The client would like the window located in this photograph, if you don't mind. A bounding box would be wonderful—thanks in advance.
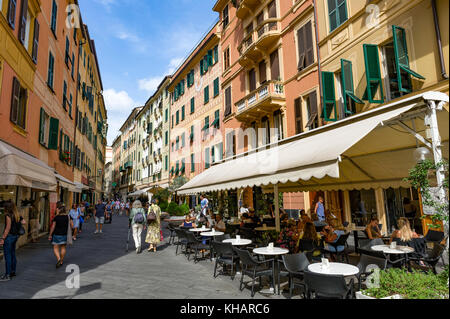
[268,0,277,18]
[270,49,280,81]
[205,148,210,169]
[181,105,185,121]
[62,81,67,110]
[10,77,27,129]
[176,110,179,125]
[7,0,17,29]
[294,97,303,134]
[31,18,39,63]
[50,0,57,35]
[249,68,256,92]
[165,131,168,146]
[204,85,209,104]
[187,69,195,87]
[259,60,267,84]
[224,47,230,70]
[190,125,194,142]
[328,0,347,32]
[297,21,314,71]
[262,116,270,145]
[224,86,232,117]
[18,0,28,45]
[176,136,179,150]
[190,97,195,114]
[213,78,220,97]
[47,52,55,90]
[203,116,210,138]
[171,115,174,128]
[191,153,195,172]
[212,110,220,130]
[213,45,219,64]
[65,36,70,67]
[340,59,363,117]
[225,131,236,158]
[305,91,319,130]
[165,109,168,122]
[39,107,59,149]
[222,5,229,29]
[273,110,284,142]
[181,133,185,148]
[165,156,169,171]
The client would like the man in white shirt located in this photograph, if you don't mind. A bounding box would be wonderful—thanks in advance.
[239,204,249,220]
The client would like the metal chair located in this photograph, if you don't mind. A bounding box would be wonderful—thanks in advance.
[167,223,177,244]
[212,241,239,280]
[278,253,310,298]
[174,228,188,256]
[234,247,275,298]
[408,243,446,274]
[298,239,323,262]
[323,233,351,263]
[184,231,211,263]
[304,270,354,299]
[356,254,387,290]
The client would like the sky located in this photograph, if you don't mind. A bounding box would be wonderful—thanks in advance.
[78,0,219,145]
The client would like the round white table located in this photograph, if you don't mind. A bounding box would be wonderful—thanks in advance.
[189,228,211,232]
[200,231,225,237]
[371,245,414,254]
[253,247,289,295]
[308,262,359,276]
[223,238,252,246]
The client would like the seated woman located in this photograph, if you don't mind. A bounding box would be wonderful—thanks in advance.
[390,217,419,244]
[365,217,383,239]
[297,222,323,257]
[321,219,346,261]
[180,215,196,229]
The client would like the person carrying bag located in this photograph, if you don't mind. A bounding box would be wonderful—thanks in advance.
[145,199,161,252]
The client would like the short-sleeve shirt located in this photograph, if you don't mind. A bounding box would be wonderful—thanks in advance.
[95,203,106,217]
[52,215,69,236]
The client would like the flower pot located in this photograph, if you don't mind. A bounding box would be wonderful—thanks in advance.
[355,291,403,299]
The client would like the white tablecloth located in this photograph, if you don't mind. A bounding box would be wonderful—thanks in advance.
[201,231,224,237]
[308,263,359,276]
[371,245,414,254]
[223,239,252,246]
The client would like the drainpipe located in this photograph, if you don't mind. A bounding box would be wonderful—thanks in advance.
[313,0,324,120]
[432,0,448,80]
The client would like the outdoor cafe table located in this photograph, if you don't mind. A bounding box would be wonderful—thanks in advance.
[201,231,225,260]
[189,228,211,232]
[308,262,360,276]
[371,245,415,268]
[223,238,252,246]
[253,247,289,294]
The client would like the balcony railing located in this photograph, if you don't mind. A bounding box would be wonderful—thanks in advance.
[235,81,285,120]
[236,0,261,19]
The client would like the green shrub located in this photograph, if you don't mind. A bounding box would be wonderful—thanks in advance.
[175,203,190,216]
[159,201,168,212]
[167,202,178,215]
[363,268,449,299]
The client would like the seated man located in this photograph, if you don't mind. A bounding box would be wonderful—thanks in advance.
[248,208,261,225]
[214,214,226,233]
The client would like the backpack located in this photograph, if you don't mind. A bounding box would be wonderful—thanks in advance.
[133,209,145,224]
[147,206,157,223]
[9,217,25,236]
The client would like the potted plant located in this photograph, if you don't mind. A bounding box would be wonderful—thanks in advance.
[356,267,449,299]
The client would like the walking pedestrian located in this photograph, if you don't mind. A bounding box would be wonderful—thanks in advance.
[114,200,120,216]
[0,202,26,281]
[78,204,84,233]
[105,201,112,224]
[29,199,41,243]
[314,196,326,222]
[120,201,125,216]
[125,201,131,217]
[145,199,161,252]
[48,206,73,268]
[129,200,147,254]
[94,200,106,234]
[69,204,80,241]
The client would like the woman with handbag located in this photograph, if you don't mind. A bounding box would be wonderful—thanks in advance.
[0,202,26,282]
[145,199,161,252]
[48,206,73,269]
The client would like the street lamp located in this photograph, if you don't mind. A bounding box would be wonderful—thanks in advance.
[413,147,432,163]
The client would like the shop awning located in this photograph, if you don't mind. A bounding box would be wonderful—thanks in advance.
[177,91,449,195]
[128,188,151,197]
[0,140,57,192]
[74,182,89,192]
[55,174,78,193]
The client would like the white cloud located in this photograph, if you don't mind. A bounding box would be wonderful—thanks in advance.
[167,57,184,74]
[116,31,140,43]
[137,57,183,95]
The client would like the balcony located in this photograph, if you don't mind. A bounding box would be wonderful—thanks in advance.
[238,19,280,67]
[236,0,262,19]
[235,81,285,122]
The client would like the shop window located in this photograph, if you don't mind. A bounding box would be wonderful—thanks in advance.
[349,189,377,227]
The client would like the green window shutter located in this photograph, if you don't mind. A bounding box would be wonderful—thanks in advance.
[181,105,185,121]
[218,143,223,161]
[213,77,219,97]
[205,148,210,169]
[204,56,209,73]
[165,131,168,146]
[213,45,219,64]
[211,146,215,164]
[341,59,363,116]
[165,156,168,171]
[51,0,58,33]
[39,108,45,146]
[363,44,384,103]
[182,133,185,148]
[48,117,59,150]
[207,50,213,67]
[392,25,425,93]
[48,53,54,89]
[191,153,195,172]
[176,110,179,125]
[213,110,220,129]
[190,97,195,114]
[165,109,168,122]
[58,129,63,158]
[200,59,204,76]
[190,125,194,142]
[321,71,337,122]
[63,81,67,109]
[204,86,209,104]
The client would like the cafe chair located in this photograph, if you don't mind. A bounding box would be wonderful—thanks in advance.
[234,247,275,298]
[278,253,310,299]
[408,243,445,274]
[322,233,351,263]
[304,270,354,299]
[212,241,239,280]
[167,223,177,245]
[174,228,188,256]
[185,232,211,263]
[425,230,445,244]
[356,254,387,291]
[298,239,323,262]
[358,238,386,259]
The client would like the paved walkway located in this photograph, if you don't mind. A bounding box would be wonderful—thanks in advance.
[0,215,285,299]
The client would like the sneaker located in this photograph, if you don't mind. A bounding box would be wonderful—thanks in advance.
[94,230,99,234]
[10,273,16,277]
[0,275,11,282]
[99,230,103,234]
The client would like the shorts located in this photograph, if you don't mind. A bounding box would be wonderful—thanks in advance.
[52,235,67,245]
[95,217,105,224]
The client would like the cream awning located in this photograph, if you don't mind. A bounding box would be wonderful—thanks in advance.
[178,92,449,195]
[0,140,57,192]
[74,182,89,192]
[128,188,151,197]
[55,174,78,193]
